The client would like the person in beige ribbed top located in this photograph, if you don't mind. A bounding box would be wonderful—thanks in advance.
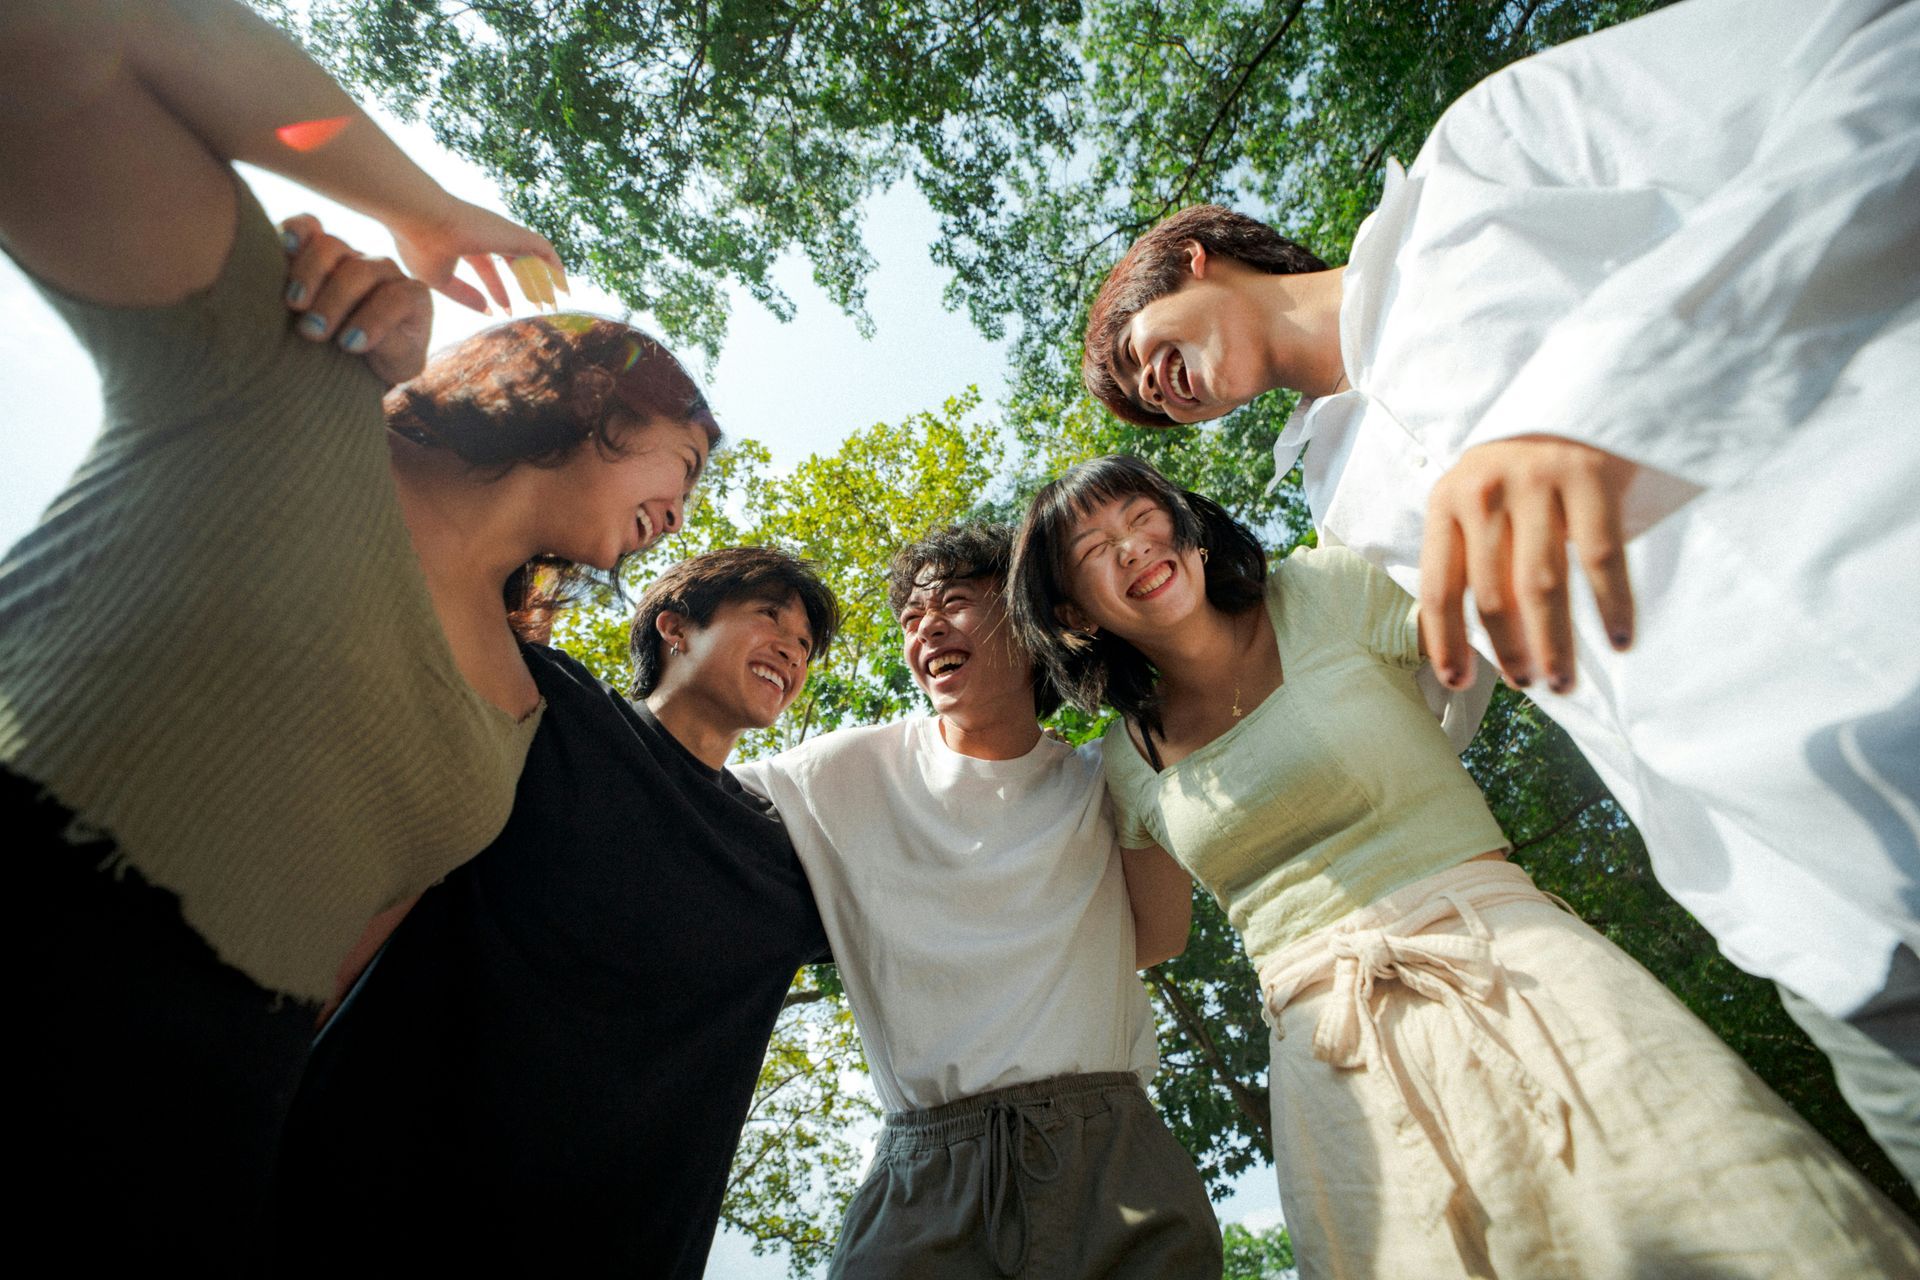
[1012,455,1920,1279]
[0,1,717,1269]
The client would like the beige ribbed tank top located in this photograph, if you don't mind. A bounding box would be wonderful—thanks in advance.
[0,179,542,1002]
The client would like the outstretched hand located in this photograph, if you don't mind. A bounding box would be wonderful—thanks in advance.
[1420,435,1639,695]
[280,214,433,386]
[386,196,567,314]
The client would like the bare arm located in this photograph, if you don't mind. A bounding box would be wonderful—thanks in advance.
[1122,842,1193,969]
[0,0,558,312]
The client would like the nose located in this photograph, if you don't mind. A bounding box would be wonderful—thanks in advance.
[1136,363,1159,410]
[1116,532,1144,565]
[662,496,685,533]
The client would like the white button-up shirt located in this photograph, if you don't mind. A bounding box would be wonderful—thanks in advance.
[1272,0,1920,1016]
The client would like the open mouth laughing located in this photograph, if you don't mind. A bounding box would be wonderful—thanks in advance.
[748,661,790,695]
[1128,561,1176,599]
[923,647,970,683]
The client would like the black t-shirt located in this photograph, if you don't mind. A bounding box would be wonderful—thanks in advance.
[275,644,830,1276]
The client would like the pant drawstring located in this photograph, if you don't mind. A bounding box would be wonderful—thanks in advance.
[981,1098,1062,1276]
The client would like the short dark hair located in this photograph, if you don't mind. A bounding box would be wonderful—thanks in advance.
[629,546,840,697]
[1082,205,1326,428]
[886,523,1064,718]
[1010,455,1266,763]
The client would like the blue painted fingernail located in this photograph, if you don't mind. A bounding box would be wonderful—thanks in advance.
[281,230,300,254]
[284,280,306,306]
[299,312,328,338]
[338,327,368,355]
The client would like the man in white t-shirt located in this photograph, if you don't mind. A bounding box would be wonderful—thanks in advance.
[732,523,1221,1279]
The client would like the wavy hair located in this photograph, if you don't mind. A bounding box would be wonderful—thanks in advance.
[384,315,720,641]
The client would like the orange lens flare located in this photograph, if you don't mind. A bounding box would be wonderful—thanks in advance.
[275,116,351,152]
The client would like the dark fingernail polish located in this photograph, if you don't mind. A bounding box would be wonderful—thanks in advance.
[1611,630,1632,648]
[1549,673,1572,693]
[281,230,300,254]
[284,281,306,306]
[338,327,368,354]
[299,313,328,338]
[1441,666,1461,686]
[1511,672,1532,689]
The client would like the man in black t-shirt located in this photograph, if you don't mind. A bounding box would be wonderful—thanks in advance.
[276,548,839,1277]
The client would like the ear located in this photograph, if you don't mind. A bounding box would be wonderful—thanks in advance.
[1183,239,1209,280]
[655,609,691,655]
[1054,601,1096,635]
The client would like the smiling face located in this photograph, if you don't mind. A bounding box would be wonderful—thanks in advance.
[1109,249,1276,425]
[1060,493,1210,643]
[546,411,711,569]
[659,590,815,732]
[898,575,1036,722]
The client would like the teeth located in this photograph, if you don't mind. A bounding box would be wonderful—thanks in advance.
[749,662,786,693]
[1129,563,1173,597]
[928,652,968,676]
[636,508,654,543]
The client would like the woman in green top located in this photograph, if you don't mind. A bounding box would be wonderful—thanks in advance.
[1,1,713,1268]
[1011,455,1918,1279]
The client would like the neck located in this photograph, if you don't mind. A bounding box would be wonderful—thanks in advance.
[1254,265,1348,398]
[937,696,1042,762]
[644,685,746,771]
[1130,602,1253,705]
[389,437,546,608]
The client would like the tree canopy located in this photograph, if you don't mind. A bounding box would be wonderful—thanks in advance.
[277,0,1918,1268]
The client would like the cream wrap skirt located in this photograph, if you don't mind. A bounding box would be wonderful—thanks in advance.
[1256,859,1919,1279]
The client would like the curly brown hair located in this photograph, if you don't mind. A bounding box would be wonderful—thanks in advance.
[384,315,720,640]
[1082,206,1325,428]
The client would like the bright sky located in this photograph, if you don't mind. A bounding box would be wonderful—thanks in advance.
[0,98,1285,1280]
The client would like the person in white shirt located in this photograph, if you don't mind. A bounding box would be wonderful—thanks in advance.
[1077,0,1919,1183]
[733,523,1221,1279]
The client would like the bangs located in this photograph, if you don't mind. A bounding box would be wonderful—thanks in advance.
[1031,455,1203,580]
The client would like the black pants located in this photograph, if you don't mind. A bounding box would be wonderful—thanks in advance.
[10,768,316,1274]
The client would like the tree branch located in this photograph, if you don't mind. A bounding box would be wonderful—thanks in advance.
[1148,969,1272,1148]
[1156,0,1310,218]
[1510,784,1611,854]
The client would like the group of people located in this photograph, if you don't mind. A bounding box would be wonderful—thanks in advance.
[2,0,1915,1276]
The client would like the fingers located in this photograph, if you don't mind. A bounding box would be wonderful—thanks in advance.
[507,254,562,309]
[1564,459,1636,651]
[283,229,355,328]
[437,271,491,315]
[278,214,323,254]
[299,252,407,350]
[1509,483,1575,692]
[1460,492,1531,688]
[1418,496,1476,690]
[339,276,431,380]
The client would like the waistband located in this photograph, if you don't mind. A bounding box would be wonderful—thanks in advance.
[876,1071,1146,1155]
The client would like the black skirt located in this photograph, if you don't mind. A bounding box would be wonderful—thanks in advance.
[9,767,317,1274]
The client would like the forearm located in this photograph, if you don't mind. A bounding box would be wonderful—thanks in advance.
[2,1,444,233]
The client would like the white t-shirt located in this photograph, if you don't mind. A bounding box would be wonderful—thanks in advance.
[734,716,1158,1114]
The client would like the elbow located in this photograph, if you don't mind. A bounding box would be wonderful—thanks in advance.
[1135,927,1189,971]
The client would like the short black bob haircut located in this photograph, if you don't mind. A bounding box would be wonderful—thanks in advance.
[886,522,1065,718]
[629,545,841,697]
[1010,455,1266,765]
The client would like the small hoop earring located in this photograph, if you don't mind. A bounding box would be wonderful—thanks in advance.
[1198,547,1210,564]
[668,642,682,656]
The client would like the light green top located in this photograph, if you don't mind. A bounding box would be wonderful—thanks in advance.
[1103,545,1507,967]
[0,179,542,1002]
